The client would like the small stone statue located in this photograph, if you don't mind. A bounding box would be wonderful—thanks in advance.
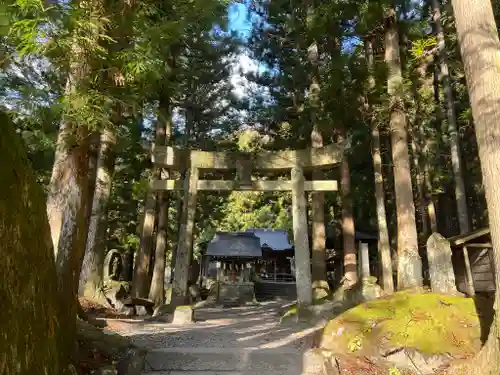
[110,254,123,281]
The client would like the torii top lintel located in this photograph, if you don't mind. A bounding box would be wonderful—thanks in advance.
[151,143,344,171]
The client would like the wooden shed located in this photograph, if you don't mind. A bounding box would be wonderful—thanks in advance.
[448,227,496,296]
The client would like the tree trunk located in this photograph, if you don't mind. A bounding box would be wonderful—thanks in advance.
[79,128,117,301]
[410,60,429,241]
[365,37,394,293]
[308,39,328,294]
[1,111,69,375]
[310,128,328,292]
[46,116,91,367]
[450,0,500,372]
[133,111,168,298]
[385,9,423,289]
[85,132,100,223]
[133,193,155,297]
[339,134,357,287]
[432,0,470,234]
[149,94,173,307]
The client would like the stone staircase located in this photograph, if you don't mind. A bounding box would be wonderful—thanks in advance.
[129,302,316,375]
[143,346,303,375]
[254,282,297,301]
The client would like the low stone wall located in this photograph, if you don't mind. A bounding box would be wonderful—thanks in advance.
[212,282,256,306]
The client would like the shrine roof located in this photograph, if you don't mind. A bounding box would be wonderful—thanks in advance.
[245,229,293,251]
[206,232,262,258]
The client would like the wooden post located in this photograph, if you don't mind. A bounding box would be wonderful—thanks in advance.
[463,246,475,296]
[487,248,496,288]
[172,167,199,305]
[360,242,370,280]
[291,167,313,307]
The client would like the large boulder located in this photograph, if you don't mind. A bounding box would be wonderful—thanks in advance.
[313,291,482,375]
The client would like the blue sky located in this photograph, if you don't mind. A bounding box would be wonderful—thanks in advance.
[227,2,254,40]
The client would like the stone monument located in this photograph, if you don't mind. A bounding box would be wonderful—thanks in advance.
[426,233,458,295]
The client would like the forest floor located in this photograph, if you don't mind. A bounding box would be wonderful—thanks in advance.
[77,298,146,374]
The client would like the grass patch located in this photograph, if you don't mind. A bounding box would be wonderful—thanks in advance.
[320,291,482,357]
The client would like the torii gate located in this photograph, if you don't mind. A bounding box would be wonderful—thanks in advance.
[142,143,343,307]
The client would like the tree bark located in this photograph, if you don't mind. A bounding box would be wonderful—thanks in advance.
[365,37,394,293]
[308,39,328,293]
[85,132,100,223]
[149,94,173,307]
[79,128,117,301]
[410,59,432,242]
[1,111,69,375]
[339,134,357,287]
[432,0,470,234]
[133,110,168,298]
[46,116,91,367]
[385,9,423,289]
[310,128,328,291]
[133,193,156,297]
[449,0,500,372]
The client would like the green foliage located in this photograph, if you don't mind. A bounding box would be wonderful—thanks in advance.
[409,37,437,59]
[3,0,492,287]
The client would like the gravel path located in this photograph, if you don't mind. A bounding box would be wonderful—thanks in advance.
[104,301,323,375]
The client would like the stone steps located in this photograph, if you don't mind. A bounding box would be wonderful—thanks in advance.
[254,282,297,301]
[143,347,303,375]
[143,372,292,375]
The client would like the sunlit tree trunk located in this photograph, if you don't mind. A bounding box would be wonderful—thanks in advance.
[79,128,117,301]
[339,134,357,287]
[307,38,328,294]
[133,193,156,297]
[149,93,173,306]
[410,59,432,241]
[384,8,423,289]
[1,111,69,375]
[432,0,470,234]
[325,32,357,287]
[46,112,91,367]
[365,37,394,293]
[450,0,500,372]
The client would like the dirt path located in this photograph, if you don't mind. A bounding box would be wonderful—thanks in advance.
[104,301,323,375]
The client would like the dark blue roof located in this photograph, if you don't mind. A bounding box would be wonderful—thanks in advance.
[245,229,293,251]
[206,232,262,258]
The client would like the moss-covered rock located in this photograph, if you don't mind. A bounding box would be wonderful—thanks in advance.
[320,291,482,358]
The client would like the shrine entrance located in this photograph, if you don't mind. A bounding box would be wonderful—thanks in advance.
[144,143,343,307]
